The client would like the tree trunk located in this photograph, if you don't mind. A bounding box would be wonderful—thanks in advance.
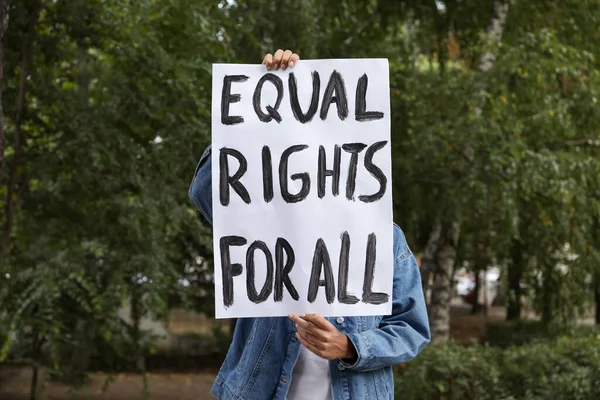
[595,287,600,325]
[507,239,523,320]
[541,267,554,324]
[30,363,39,400]
[482,268,489,316]
[474,0,510,117]
[426,0,510,342]
[475,0,510,316]
[130,291,146,371]
[29,334,44,400]
[594,276,600,325]
[0,0,11,186]
[471,270,480,315]
[428,222,460,342]
[420,222,442,305]
[1,0,41,267]
[593,219,600,325]
[478,0,510,74]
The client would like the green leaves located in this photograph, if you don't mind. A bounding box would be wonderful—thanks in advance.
[0,0,223,378]
[0,0,598,387]
[395,335,600,400]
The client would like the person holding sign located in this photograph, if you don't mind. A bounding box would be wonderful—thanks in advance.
[189,49,430,400]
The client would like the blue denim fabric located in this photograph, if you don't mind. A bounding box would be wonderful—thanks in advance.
[189,146,430,400]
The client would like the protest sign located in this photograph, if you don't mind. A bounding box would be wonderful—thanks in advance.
[211,59,392,318]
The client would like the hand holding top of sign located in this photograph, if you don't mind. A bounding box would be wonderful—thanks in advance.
[289,313,358,360]
[262,49,300,71]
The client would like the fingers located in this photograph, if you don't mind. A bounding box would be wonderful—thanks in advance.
[289,313,327,341]
[289,53,299,68]
[296,330,321,350]
[280,50,293,70]
[289,313,342,360]
[262,49,300,71]
[289,313,309,331]
[262,53,273,71]
[272,49,284,70]
[296,330,329,359]
[301,313,336,332]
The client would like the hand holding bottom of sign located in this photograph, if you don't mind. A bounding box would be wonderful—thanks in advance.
[262,49,299,71]
[289,313,358,361]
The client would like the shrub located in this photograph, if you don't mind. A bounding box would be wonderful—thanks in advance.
[394,342,504,400]
[482,320,599,348]
[395,335,600,400]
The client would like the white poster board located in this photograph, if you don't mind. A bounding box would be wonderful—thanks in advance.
[211,59,393,318]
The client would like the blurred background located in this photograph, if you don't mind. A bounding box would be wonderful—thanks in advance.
[0,0,599,399]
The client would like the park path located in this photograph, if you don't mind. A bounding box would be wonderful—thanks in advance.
[0,369,217,400]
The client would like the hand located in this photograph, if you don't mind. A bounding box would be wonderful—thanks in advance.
[262,49,300,71]
[289,313,358,361]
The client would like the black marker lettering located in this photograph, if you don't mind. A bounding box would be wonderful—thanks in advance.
[320,70,348,121]
[342,143,367,200]
[289,71,320,123]
[220,235,247,307]
[274,238,299,302]
[253,73,283,123]
[246,241,274,304]
[279,145,311,203]
[221,75,249,125]
[308,239,335,304]
[317,145,341,198]
[362,233,389,304]
[219,148,251,206]
[359,141,388,203]
[262,146,274,203]
[338,232,359,304]
[355,74,384,121]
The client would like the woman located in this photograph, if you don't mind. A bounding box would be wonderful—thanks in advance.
[189,49,430,400]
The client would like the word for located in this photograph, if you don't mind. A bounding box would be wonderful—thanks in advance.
[219,232,389,307]
[221,70,384,125]
[219,141,388,206]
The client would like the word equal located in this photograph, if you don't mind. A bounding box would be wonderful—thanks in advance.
[221,70,384,125]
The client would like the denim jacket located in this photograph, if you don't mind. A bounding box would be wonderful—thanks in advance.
[189,145,430,400]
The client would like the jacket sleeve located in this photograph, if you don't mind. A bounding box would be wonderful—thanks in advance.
[340,229,431,371]
[188,145,213,225]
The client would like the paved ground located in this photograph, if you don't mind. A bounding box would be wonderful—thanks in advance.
[0,369,217,400]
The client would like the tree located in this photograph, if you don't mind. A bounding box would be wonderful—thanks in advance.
[1,0,227,394]
[391,0,511,341]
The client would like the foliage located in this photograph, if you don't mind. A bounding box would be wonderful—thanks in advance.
[395,336,600,400]
[0,0,223,384]
[389,0,600,326]
[0,0,598,394]
[482,320,600,348]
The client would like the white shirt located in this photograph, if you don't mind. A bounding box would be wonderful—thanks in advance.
[287,345,333,400]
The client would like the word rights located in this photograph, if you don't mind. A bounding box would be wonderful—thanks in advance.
[211,59,393,318]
